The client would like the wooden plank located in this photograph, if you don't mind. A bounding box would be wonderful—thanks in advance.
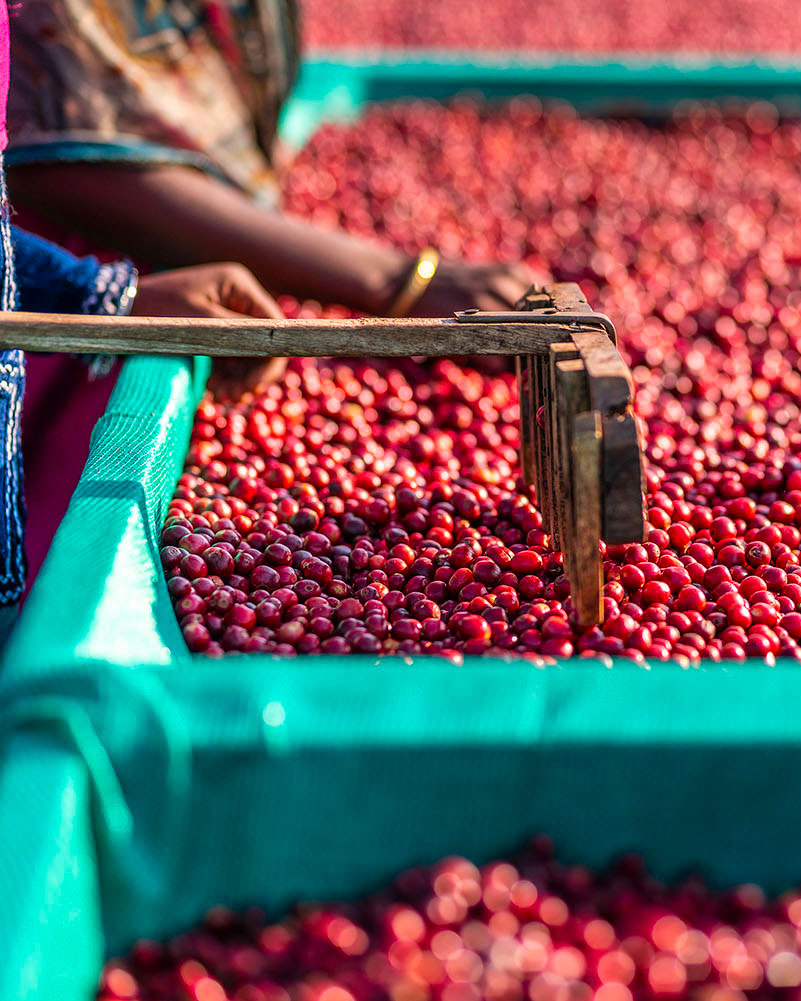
[569,328,632,414]
[571,411,604,629]
[533,355,554,537]
[548,344,582,551]
[515,356,536,487]
[528,355,545,530]
[602,411,646,545]
[515,287,552,312]
[547,282,594,315]
[524,357,544,505]
[0,311,589,357]
[553,359,587,579]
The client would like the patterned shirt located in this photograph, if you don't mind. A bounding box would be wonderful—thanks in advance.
[7,0,299,194]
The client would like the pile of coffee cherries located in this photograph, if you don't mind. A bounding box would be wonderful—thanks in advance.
[162,101,801,664]
[300,0,801,53]
[98,838,801,1001]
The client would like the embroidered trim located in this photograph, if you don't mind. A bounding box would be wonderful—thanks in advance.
[81,260,138,316]
[0,372,25,600]
[0,151,26,602]
[81,260,138,380]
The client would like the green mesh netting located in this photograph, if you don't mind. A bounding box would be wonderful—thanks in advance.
[4,355,208,674]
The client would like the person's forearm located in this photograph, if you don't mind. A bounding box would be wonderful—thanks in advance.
[8,163,411,313]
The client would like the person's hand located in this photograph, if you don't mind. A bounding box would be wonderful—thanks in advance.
[403,258,535,373]
[133,261,282,318]
[132,263,287,398]
[408,259,535,318]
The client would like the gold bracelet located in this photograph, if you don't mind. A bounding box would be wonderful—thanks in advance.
[387,248,440,317]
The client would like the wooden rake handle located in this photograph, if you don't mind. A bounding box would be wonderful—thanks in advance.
[0,311,594,357]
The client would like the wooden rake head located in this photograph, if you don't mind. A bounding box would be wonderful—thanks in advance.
[0,285,644,626]
[456,283,646,627]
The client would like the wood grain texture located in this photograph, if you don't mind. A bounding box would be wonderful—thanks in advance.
[602,411,647,545]
[546,282,593,316]
[533,354,554,537]
[553,358,586,570]
[569,329,632,413]
[515,289,553,312]
[527,355,547,532]
[548,345,582,552]
[571,412,604,629]
[515,356,535,487]
[0,312,582,357]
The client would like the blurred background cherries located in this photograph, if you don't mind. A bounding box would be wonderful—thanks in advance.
[99,837,801,1001]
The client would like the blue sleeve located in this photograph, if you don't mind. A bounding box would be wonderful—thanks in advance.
[10,227,136,315]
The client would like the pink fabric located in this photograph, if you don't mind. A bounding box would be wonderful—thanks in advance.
[0,2,8,151]
[21,353,119,599]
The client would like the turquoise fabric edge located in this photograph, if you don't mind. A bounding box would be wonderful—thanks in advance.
[5,141,238,188]
[0,733,102,1001]
[4,654,801,971]
[279,54,801,145]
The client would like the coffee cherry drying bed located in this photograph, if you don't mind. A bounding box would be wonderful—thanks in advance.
[0,280,646,644]
[7,84,801,1001]
[6,103,801,665]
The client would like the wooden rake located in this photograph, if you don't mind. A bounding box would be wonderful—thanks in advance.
[0,282,644,626]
